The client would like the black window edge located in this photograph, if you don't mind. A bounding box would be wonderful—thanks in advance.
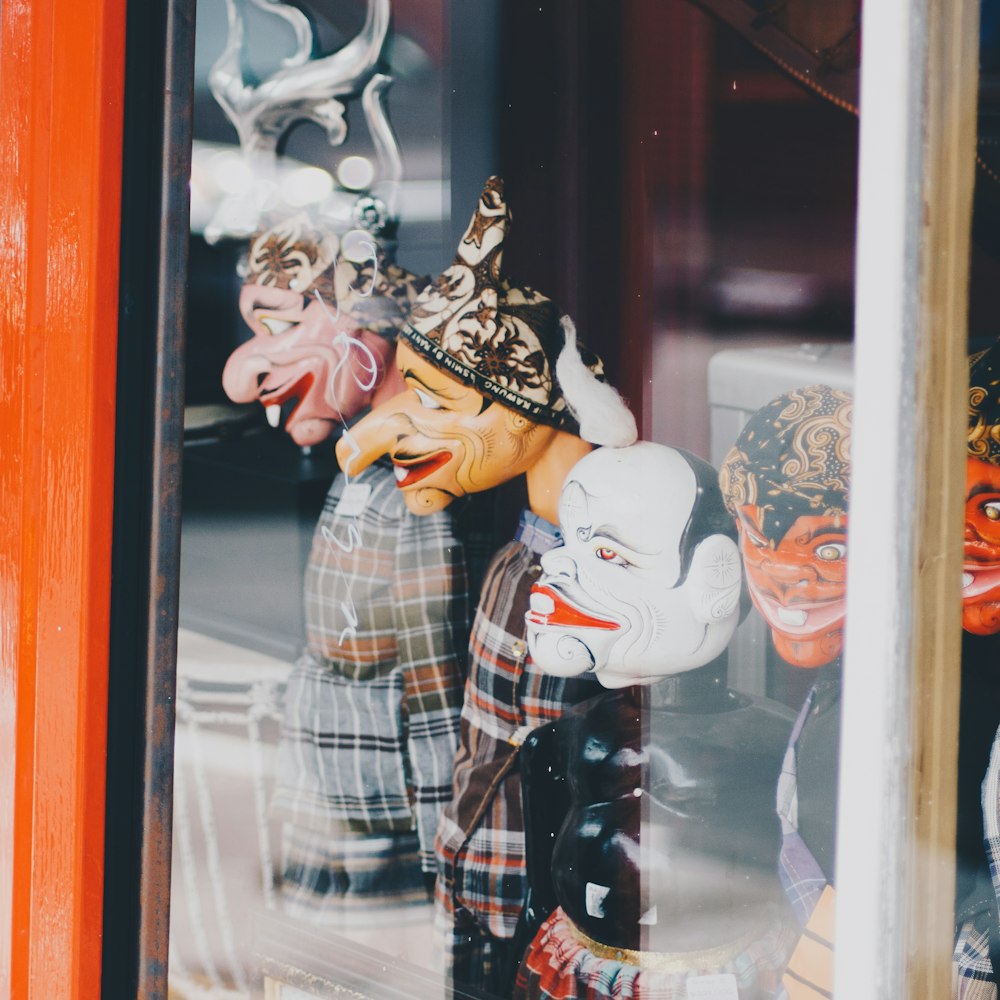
[103,1,195,996]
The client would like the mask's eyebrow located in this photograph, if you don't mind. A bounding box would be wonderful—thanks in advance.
[804,525,848,543]
[592,523,655,557]
[402,368,463,402]
[969,482,1000,501]
[738,506,766,533]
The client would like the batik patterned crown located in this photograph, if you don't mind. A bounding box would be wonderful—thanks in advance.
[401,176,605,431]
[968,344,1000,466]
[720,385,853,541]
[243,212,427,336]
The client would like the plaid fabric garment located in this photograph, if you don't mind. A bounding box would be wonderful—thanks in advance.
[435,510,602,969]
[955,919,999,1000]
[953,723,1000,998]
[272,461,469,876]
[514,907,797,1000]
[776,690,829,928]
[279,822,428,924]
[984,726,1000,949]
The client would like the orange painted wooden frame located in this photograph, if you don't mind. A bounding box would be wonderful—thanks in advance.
[0,0,126,996]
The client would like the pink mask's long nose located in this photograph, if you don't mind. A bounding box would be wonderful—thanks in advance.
[221,339,267,404]
[336,391,418,476]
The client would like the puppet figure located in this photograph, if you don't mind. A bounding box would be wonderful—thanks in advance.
[515,441,797,1000]
[336,176,632,992]
[221,214,481,926]
[719,385,851,996]
[719,384,851,906]
[952,343,1000,997]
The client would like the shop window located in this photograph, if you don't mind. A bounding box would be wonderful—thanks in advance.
[151,1,980,998]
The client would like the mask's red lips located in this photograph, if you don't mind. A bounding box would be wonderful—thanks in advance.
[965,540,1000,563]
[525,584,620,631]
[259,372,315,429]
[392,450,453,488]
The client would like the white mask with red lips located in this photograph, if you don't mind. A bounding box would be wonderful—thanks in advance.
[525,443,742,689]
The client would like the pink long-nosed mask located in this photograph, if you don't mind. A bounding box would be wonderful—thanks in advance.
[222,282,397,447]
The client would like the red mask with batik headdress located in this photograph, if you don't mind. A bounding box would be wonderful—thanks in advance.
[720,385,852,668]
[963,344,1000,634]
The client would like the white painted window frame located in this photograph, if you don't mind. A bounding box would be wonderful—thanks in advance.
[835,0,980,996]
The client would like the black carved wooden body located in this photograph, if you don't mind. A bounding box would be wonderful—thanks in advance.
[521,657,794,953]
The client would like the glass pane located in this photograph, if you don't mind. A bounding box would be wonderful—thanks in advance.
[173,0,460,992]
[167,3,870,998]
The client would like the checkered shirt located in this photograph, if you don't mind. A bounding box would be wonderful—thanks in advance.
[272,461,471,875]
[954,722,1000,998]
[955,918,999,1000]
[776,683,833,927]
[435,509,602,948]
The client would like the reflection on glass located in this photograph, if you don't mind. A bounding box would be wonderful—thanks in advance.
[169,0,866,997]
[172,0,454,994]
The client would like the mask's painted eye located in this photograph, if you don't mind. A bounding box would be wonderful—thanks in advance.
[816,542,846,561]
[744,529,767,548]
[595,546,629,567]
[984,501,1000,522]
[414,388,443,410]
[260,316,296,336]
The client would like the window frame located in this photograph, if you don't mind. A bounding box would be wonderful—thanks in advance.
[100,1,194,997]
[0,0,129,995]
[836,0,980,995]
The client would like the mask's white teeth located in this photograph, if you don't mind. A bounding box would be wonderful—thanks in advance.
[777,607,808,627]
[266,404,281,428]
[394,464,408,483]
[530,591,555,615]
[963,572,975,589]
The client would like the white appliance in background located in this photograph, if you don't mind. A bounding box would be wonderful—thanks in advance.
[708,342,854,696]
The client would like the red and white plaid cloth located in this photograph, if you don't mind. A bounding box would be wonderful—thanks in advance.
[434,508,601,992]
[515,907,797,1000]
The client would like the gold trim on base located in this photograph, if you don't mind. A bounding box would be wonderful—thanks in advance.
[564,914,765,975]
